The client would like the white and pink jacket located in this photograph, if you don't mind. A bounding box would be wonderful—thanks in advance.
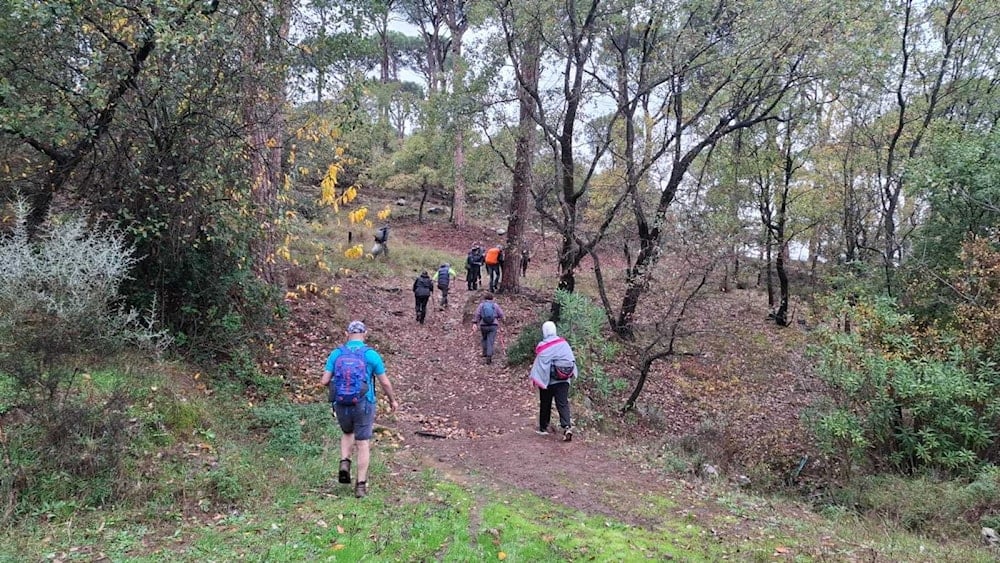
[529,336,578,388]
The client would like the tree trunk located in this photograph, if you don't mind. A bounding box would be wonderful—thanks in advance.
[501,26,540,295]
[452,128,466,227]
[765,234,774,308]
[243,1,289,286]
[775,241,790,326]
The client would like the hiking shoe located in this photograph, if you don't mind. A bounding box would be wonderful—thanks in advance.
[486,355,493,365]
[535,429,549,436]
[354,481,367,498]
[338,459,351,484]
[563,428,573,442]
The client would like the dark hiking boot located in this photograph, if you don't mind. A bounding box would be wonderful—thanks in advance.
[338,459,351,484]
[354,481,367,498]
[563,428,573,442]
[486,355,492,364]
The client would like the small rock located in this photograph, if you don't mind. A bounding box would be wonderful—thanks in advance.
[702,464,719,478]
[395,198,407,206]
[982,527,1000,547]
[428,206,446,215]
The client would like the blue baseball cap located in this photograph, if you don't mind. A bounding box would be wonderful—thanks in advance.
[347,321,366,334]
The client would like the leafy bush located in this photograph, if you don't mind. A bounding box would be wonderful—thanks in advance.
[551,290,621,400]
[216,347,283,398]
[811,293,1000,476]
[0,199,170,519]
[0,200,171,391]
[507,291,626,412]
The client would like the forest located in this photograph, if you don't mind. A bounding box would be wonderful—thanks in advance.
[2,0,1000,559]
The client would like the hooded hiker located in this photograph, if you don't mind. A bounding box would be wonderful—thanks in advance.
[529,321,577,442]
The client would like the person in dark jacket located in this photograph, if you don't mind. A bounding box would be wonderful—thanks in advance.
[371,224,390,258]
[472,293,505,364]
[466,244,484,290]
[432,263,457,308]
[412,271,434,324]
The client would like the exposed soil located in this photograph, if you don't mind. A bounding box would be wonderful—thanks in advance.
[268,218,852,558]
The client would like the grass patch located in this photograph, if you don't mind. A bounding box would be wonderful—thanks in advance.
[2,363,996,563]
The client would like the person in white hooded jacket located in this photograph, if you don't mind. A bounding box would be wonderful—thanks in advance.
[529,321,578,441]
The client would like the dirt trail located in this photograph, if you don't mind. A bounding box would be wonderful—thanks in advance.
[321,248,703,529]
[272,222,836,554]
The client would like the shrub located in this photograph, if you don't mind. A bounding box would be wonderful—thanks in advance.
[822,466,1000,538]
[215,347,283,398]
[0,199,170,519]
[811,293,1000,476]
[551,290,622,401]
[0,199,170,396]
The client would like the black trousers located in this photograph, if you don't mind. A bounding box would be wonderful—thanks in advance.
[415,295,429,323]
[467,266,481,290]
[538,383,571,430]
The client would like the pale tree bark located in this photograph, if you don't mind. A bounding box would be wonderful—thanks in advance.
[242,0,291,286]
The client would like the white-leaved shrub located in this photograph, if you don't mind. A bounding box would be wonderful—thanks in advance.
[0,198,171,393]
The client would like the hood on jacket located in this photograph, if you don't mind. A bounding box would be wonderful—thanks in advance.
[542,321,558,339]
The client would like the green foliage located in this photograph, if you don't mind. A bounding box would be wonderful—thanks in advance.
[553,289,618,362]
[908,125,1000,274]
[0,200,169,395]
[824,466,1000,538]
[215,348,283,398]
[507,321,542,366]
[252,402,332,456]
[6,392,138,516]
[0,0,281,362]
[903,126,1000,324]
[811,292,1000,476]
[551,290,622,405]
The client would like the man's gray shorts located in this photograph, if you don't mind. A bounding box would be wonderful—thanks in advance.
[333,401,375,440]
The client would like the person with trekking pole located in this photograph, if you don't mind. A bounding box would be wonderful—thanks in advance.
[529,321,577,441]
[472,293,504,365]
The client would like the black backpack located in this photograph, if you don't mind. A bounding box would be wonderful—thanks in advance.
[414,276,433,297]
[437,266,450,289]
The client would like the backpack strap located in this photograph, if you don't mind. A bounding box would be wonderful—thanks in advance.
[535,337,566,355]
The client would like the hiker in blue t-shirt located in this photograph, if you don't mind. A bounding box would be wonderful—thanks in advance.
[321,321,399,498]
[472,293,504,364]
